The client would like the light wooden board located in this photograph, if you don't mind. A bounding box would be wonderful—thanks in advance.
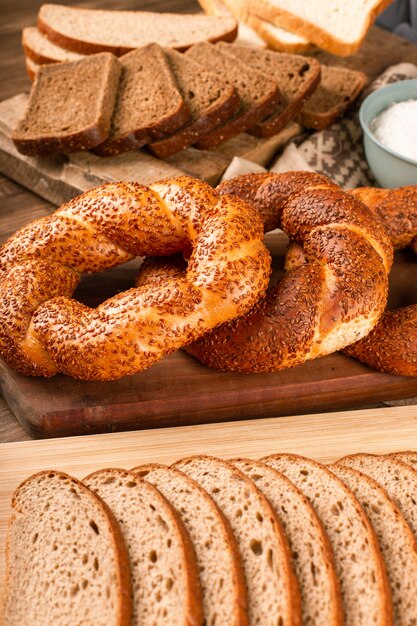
[1,405,417,591]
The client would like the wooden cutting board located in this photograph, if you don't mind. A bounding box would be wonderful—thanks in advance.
[2,234,417,438]
[1,405,417,592]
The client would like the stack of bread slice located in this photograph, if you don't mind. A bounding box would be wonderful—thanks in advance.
[198,0,392,56]
[3,450,417,625]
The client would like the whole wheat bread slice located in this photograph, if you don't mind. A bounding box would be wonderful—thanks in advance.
[174,455,301,626]
[217,44,321,138]
[84,468,203,626]
[13,52,121,156]
[95,44,189,156]
[23,26,85,64]
[186,42,280,149]
[331,463,417,626]
[232,0,392,56]
[38,4,238,56]
[263,454,391,626]
[298,65,367,130]
[338,453,417,542]
[232,458,343,626]
[149,49,240,158]
[2,470,132,626]
[133,463,248,626]
[386,450,417,470]
[25,55,40,81]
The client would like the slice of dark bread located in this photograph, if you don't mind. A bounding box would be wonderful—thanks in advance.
[263,454,391,626]
[2,470,132,626]
[13,52,121,156]
[38,4,238,55]
[331,463,416,626]
[386,450,417,470]
[149,49,241,158]
[298,65,367,130]
[338,453,417,541]
[232,458,343,626]
[185,42,280,149]
[217,44,321,138]
[95,44,189,156]
[174,455,301,626]
[133,463,248,626]
[84,468,203,626]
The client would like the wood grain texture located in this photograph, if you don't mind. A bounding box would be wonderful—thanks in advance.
[1,406,417,593]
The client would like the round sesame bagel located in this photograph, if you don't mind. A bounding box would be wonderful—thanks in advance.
[0,176,271,380]
[139,172,392,373]
[342,186,417,376]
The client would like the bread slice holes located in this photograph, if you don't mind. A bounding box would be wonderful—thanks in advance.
[331,504,340,516]
[93,556,99,571]
[250,539,263,556]
[82,554,88,564]
[166,538,172,548]
[256,511,263,522]
[149,549,158,563]
[82,580,88,589]
[300,469,309,476]
[103,476,116,485]
[157,515,168,531]
[235,508,243,518]
[267,548,274,568]
[89,520,100,535]
[32,532,39,544]
[70,583,80,597]
[165,577,174,591]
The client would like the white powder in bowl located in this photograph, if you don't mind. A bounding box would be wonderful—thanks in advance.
[370,99,417,162]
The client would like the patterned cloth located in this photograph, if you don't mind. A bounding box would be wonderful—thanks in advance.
[295,62,417,189]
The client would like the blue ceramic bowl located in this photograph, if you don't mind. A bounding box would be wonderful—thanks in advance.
[359,79,417,188]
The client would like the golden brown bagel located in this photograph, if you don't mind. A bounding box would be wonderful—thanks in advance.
[137,172,393,373]
[342,186,417,376]
[0,176,271,380]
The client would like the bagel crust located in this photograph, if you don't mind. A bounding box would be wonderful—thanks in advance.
[176,172,392,372]
[0,176,271,380]
[344,186,417,376]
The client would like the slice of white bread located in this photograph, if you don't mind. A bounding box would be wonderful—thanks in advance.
[198,0,311,52]
[330,463,417,626]
[23,26,84,64]
[338,454,417,541]
[174,455,301,626]
[263,454,391,626]
[386,450,417,470]
[232,458,343,626]
[84,468,203,626]
[2,470,132,626]
[132,463,248,626]
[231,0,392,56]
[298,65,367,130]
[95,44,190,157]
[37,4,238,56]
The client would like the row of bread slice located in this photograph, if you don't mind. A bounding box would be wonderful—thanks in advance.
[15,39,366,159]
[2,450,417,625]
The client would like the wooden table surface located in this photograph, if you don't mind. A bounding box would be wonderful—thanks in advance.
[1,0,417,443]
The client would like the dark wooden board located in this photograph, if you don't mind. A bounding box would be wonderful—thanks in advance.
[2,235,417,439]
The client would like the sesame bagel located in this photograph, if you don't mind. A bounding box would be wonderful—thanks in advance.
[0,176,270,381]
[139,172,392,373]
[343,186,417,376]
